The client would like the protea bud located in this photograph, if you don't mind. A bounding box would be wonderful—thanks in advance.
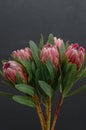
[3,61,27,83]
[54,37,64,48]
[40,43,59,69]
[12,47,32,61]
[64,43,85,70]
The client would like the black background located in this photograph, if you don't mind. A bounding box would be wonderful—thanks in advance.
[0,0,86,130]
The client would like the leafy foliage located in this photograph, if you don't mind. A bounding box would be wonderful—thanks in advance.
[15,84,36,96]
[29,40,40,66]
[39,80,54,98]
[39,34,44,49]
[0,91,13,99]
[48,34,54,45]
[66,84,86,97]
[13,95,35,108]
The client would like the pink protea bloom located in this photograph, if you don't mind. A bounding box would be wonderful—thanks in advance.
[40,43,59,69]
[3,61,27,83]
[64,43,85,70]
[12,47,32,61]
[54,37,64,48]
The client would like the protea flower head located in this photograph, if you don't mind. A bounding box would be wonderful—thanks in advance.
[40,43,59,69]
[3,61,27,83]
[64,43,85,70]
[54,37,64,48]
[12,47,32,61]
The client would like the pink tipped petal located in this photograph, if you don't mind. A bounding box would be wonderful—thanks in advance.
[64,43,85,70]
[12,47,32,61]
[2,61,27,83]
[40,43,59,69]
[72,43,79,49]
[54,37,64,48]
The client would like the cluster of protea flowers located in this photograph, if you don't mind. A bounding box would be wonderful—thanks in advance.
[0,34,86,130]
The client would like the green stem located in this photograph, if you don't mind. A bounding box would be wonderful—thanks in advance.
[34,95,46,130]
[51,94,63,130]
[46,97,51,130]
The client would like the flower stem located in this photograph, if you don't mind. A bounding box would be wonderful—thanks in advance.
[34,95,46,130]
[46,97,51,130]
[51,94,63,130]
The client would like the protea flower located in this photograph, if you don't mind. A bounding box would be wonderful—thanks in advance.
[3,61,27,83]
[54,37,64,48]
[12,47,32,61]
[40,43,59,69]
[64,43,85,70]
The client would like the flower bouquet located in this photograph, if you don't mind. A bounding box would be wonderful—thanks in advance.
[0,34,86,130]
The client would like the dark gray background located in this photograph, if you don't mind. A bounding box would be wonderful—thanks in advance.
[0,0,86,130]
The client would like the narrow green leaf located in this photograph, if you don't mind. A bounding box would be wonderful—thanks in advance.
[1,60,8,64]
[77,67,86,79]
[35,68,40,80]
[0,91,13,99]
[63,63,76,94]
[35,62,49,82]
[0,70,3,77]
[39,34,44,49]
[29,40,39,66]
[61,57,69,77]
[48,34,54,45]
[55,75,61,91]
[13,95,35,108]
[20,59,32,82]
[40,62,50,81]
[39,80,54,97]
[15,84,35,96]
[25,61,32,82]
[59,42,66,58]
[16,73,23,84]
[31,61,36,74]
[65,84,86,97]
[46,60,55,81]
[27,62,33,82]
[65,41,69,49]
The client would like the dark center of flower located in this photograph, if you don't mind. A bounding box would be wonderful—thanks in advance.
[72,43,79,49]
[4,63,10,69]
[44,43,52,48]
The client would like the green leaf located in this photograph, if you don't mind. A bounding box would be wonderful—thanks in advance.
[61,57,69,77]
[39,80,54,98]
[16,73,24,84]
[29,40,39,66]
[65,41,69,49]
[65,84,86,97]
[20,59,32,82]
[46,60,55,81]
[76,67,86,79]
[63,63,77,95]
[13,95,35,108]
[48,34,54,45]
[35,62,49,82]
[0,70,3,77]
[59,42,66,58]
[15,84,35,96]
[25,61,32,82]
[39,34,44,49]
[55,75,62,91]
[40,62,50,81]
[1,60,8,64]
[31,61,36,74]
[35,68,40,80]
[0,91,13,99]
